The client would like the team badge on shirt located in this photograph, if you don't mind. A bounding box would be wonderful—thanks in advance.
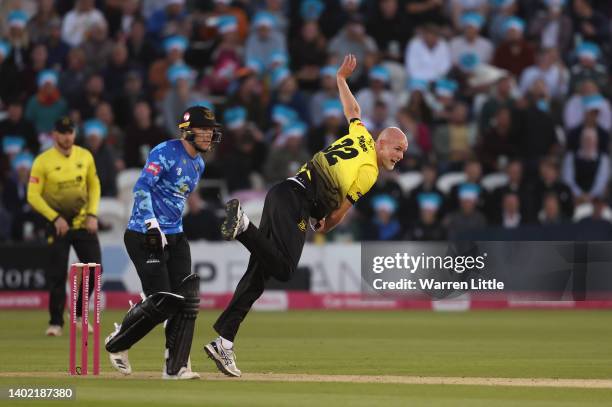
[298,219,306,232]
[146,163,161,176]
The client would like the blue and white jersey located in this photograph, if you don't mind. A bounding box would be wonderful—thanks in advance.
[127,140,205,234]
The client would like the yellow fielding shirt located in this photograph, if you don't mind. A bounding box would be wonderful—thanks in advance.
[27,146,101,229]
[303,118,379,212]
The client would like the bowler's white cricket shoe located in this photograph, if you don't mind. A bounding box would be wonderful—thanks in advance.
[204,337,241,377]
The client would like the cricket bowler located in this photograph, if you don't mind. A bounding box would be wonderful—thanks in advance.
[204,54,409,377]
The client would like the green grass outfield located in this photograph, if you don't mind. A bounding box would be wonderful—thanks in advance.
[1,310,611,406]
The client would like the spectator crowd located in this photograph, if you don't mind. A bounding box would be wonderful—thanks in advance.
[1,0,612,242]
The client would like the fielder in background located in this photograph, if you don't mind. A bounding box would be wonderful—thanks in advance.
[104,106,222,380]
[205,54,408,377]
[27,117,102,337]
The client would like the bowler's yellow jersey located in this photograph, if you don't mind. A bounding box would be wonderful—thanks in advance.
[302,118,378,212]
[27,146,100,229]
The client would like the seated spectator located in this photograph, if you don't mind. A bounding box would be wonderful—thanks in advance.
[217,106,249,158]
[366,0,409,62]
[499,192,522,228]
[103,42,133,99]
[61,0,107,47]
[123,101,168,168]
[356,65,398,121]
[58,47,89,104]
[82,119,117,197]
[566,94,609,154]
[450,0,488,29]
[81,20,114,73]
[95,102,124,160]
[396,108,432,160]
[307,99,347,155]
[405,162,445,220]
[245,11,287,70]
[404,23,451,83]
[493,16,535,78]
[403,79,433,124]
[264,122,310,184]
[445,183,487,240]
[563,80,611,132]
[269,68,309,125]
[126,17,158,69]
[577,197,612,235]
[28,0,61,44]
[162,64,203,135]
[25,70,68,135]
[450,12,493,70]
[487,0,518,45]
[149,35,188,101]
[5,10,31,72]
[112,70,148,128]
[448,159,486,213]
[477,106,519,172]
[337,0,364,25]
[44,18,70,71]
[529,157,574,220]
[203,15,243,96]
[146,0,188,42]
[568,42,608,96]
[528,0,573,57]
[222,113,268,192]
[363,194,403,241]
[404,0,447,28]
[562,128,610,204]
[267,104,298,144]
[486,160,530,223]
[2,152,45,241]
[105,0,141,39]
[519,48,569,100]
[208,0,250,41]
[182,192,222,241]
[538,192,564,225]
[70,73,108,121]
[22,44,50,98]
[0,40,20,102]
[477,74,515,133]
[289,20,327,91]
[328,14,377,85]
[365,100,398,137]
[227,67,268,130]
[571,0,609,47]
[0,98,38,154]
[1,135,26,184]
[431,78,458,122]
[216,106,265,162]
[309,66,339,127]
[432,101,476,170]
[405,192,446,241]
[515,80,559,172]
[356,170,404,221]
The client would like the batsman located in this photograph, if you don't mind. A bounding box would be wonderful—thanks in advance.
[205,54,408,377]
[105,106,222,379]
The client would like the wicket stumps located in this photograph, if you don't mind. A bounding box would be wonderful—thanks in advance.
[69,263,101,375]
